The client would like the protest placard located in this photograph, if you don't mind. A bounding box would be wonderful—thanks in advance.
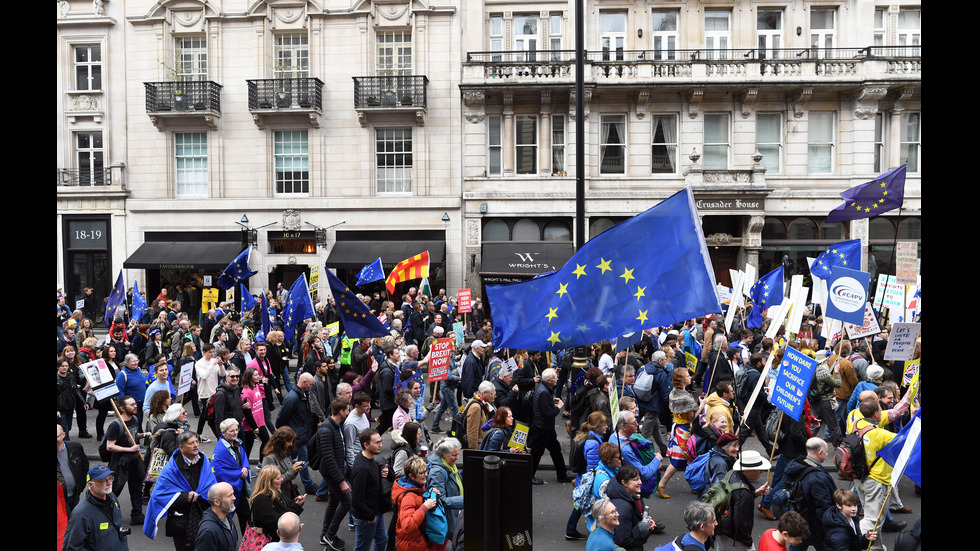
[844,303,881,340]
[895,241,918,287]
[903,359,920,386]
[177,362,195,396]
[825,267,870,326]
[508,422,530,452]
[81,359,120,402]
[458,288,472,313]
[884,322,921,361]
[427,338,454,382]
[770,346,817,421]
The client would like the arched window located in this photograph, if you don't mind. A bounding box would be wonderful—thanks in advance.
[762,218,786,240]
[869,218,895,240]
[543,221,572,241]
[788,218,817,240]
[483,219,509,241]
[512,219,541,241]
[589,218,616,239]
[821,222,845,240]
[898,217,921,240]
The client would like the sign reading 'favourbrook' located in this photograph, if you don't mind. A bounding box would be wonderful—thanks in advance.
[770,346,817,421]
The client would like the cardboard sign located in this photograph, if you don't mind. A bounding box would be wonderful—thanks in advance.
[895,241,919,287]
[884,322,921,361]
[427,338,454,382]
[873,275,905,311]
[771,346,817,421]
[844,303,881,340]
[326,322,340,336]
[176,362,196,396]
[80,359,121,402]
[458,288,472,313]
[507,422,530,452]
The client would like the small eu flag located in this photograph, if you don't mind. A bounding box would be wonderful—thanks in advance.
[809,239,861,280]
[746,266,784,330]
[132,279,147,323]
[216,247,258,290]
[104,270,126,326]
[356,258,385,286]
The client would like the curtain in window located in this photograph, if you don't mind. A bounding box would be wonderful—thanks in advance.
[600,117,625,174]
[652,115,676,172]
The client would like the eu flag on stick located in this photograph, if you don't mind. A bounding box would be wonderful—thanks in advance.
[132,279,147,323]
[326,269,391,338]
[104,270,126,326]
[240,284,258,312]
[216,246,258,290]
[746,266,784,330]
[487,188,721,351]
[878,408,921,487]
[825,165,907,223]
[282,274,316,343]
[260,289,272,335]
[809,239,862,280]
[356,258,386,286]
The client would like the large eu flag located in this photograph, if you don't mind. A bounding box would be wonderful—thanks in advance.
[216,246,258,290]
[809,239,862,279]
[282,274,315,343]
[326,269,391,338]
[132,279,147,323]
[487,188,720,351]
[825,165,906,223]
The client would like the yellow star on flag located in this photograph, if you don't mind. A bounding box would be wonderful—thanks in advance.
[556,283,569,298]
[596,258,612,274]
[636,310,649,324]
[546,307,559,322]
[547,331,562,346]
[572,264,587,279]
[620,268,635,284]
[633,286,646,301]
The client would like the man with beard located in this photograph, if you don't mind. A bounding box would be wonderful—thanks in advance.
[195,482,239,551]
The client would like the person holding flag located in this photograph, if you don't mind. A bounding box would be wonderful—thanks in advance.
[850,398,901,549]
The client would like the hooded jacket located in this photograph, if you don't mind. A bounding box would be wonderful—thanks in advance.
[391,477,436,551]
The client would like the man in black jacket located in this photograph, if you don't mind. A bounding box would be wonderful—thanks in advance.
[350,428,389,550]
[212,368,245,431]
[529,368,572,485]
[317,398,353,551]
[195,482,238,551]
[58,424,89,514]
[779,437,837,550]
[716,450,771,551]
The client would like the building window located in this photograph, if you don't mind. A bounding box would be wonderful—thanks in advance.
[514,15,538,60]
[590,218,616,240]
[900,112,920,173]
[74,45,102,91]
[377,31,412,76]
[276,34,310,79]
[600,115,626,174]
[513,219,540,241]
[600,12,627,61]
[550,14,563,59]
[483,219,510,241]
[703,113,729,170]
[376,128,412,193]
[515,115,537,175]
[76,132,105,186]
[552,115,566,175]
[490,15,503,61]
[175,36,207,81]
[873,9,886,56]
[543,221,571,241]
[756,10,783,59]
[810,9,836,54]
[274,130,309,195]
[651,11,678,61]
[175,132,207,197]
[874,113,884,173]
[807,112,835,173]
[898,9,921,56]
[755,113,782,173]
[651,115,678,174]
[705,10,731,59]
[488,116,502,176]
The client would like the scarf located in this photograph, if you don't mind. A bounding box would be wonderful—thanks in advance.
[442,458,463,496]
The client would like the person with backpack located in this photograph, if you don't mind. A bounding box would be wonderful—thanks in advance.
[635,350,673,456]
[564,411,608,540]
[777,438,837,551]
[315,398,353,551]
[425,437,464,551]
[584,442,624,533]
[708,449,771,551]
[392,456,440,551]
[606,465,658,551]
[736,353,774,456]
[658,367,704,499]
[757,395,809,521]
[480,406,522,453]
[809,350,843,448]
[849,399,899,550]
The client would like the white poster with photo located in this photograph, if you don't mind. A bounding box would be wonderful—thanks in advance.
[176,362,196,396]
[80,359,121,402]
[884,322,921,361]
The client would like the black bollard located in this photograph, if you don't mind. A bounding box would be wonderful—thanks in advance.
[483,454,502,551]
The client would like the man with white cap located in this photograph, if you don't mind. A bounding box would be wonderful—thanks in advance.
[713,449,771,551]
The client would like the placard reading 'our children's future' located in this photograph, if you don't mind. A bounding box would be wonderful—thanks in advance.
[770,346,817,421]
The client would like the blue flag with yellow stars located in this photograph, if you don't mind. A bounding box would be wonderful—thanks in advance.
[104,270,126,326]
[260,289,273,335]
[356,257,386,286]
[325,268,391,338]
[825,165,906,224]
[216,246,258,290]
[746,266,784,329]
[132,279,147,323]
[809,239,861,280]
[282,274,316,343]
[487,188,720,351]
[241,284,258,312]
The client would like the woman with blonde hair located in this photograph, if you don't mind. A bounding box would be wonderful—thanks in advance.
[249,464,304,543]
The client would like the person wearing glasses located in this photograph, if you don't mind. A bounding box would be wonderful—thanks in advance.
[106,395,147,525]
[213,368,245,432]
[586,497,620,551]
[584,442,623,533]
[392,456,440,551]
[63,465,130,551]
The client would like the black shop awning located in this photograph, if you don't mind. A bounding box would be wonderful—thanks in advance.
[480,241,575,277]
[124,241,245,270]
[326,239,446,270]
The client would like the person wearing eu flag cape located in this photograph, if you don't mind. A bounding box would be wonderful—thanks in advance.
[144,431,218,549]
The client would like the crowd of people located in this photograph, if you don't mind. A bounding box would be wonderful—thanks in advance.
[58,283,920,551]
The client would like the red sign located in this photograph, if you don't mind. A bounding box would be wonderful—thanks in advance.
[427,338,453,382]
[458,288,472,313]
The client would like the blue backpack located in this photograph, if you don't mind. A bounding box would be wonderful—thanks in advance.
[423,487,448,543]
[684,449,718,497]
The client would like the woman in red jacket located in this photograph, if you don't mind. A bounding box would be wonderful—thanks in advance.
[392,456,440,551]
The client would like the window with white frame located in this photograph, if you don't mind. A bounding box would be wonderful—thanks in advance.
[490,15,503,61]
[757,10,783,59]
[514,15,538,61]
[74,44,102,91]
[376,128,412,193]
[651,115,678,174]
[705,10,731,59]
[550,14,563,60]
[810,9,836,54]
[515,115,537,175]
[874,113,884,173]
[703,113,729,169]
[175,132,207,197]
[807,112,835,173]
[600,12,627,61]
[377,31,412,76]
[175,36,207,81]
[873,9,886,56]
[275,34,310,79]
[274,130,309,195]
[651,11,678,61]
[552,115,566,175]
[898,9,921,56]
[900,112,920,172]
[488,116,502,176]
[76,132,105,186]
[755,113,782,173]
[600,114,626,174]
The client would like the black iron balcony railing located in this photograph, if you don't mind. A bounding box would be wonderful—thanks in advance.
[467,45,921,64]
[247,78,325,110]
[144,80,222,113]
[57,168,111,187]
[353,75,428,108]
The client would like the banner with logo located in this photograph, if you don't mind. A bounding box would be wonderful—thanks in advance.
[427,338,454,382]
[825,267,870,325]
[885,322,921,362]
[458,288,472,313]
[770,345,817,421]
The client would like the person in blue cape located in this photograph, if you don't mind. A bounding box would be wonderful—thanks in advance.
[144,431,217,549]
[211,418,252,535]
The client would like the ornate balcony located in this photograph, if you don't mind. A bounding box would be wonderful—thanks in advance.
[144,80,223,130]
[353,75,428,125]
[247,78,325,128]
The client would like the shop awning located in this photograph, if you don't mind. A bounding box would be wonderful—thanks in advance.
[123,241,245,270]
[480,241,575,277]
[326,240,446,270]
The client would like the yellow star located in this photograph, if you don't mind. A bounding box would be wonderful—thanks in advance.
[620,267,635,285]
[871,203,878,208]
[842,260,848,265]
[596,258,612,274]
[831,249,838,254]
[547,331,562,346]
[864,207,871,212]
[880,182,887,187]
[636,310,649,324]
[599,320,613,330]
[634,285,646,301]
[882,191,888,196]
[572,264,587,279]
[576,324,590,332]
[556,283,569,298]
[839,253,845,259]
[546,307,559,322]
